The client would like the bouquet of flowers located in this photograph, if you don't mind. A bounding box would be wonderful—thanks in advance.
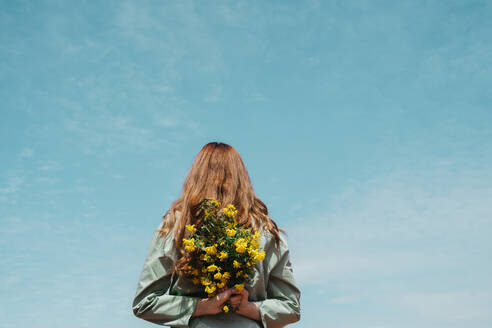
[181,198,266,313]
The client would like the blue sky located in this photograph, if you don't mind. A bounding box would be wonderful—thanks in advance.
[1,1,491,327]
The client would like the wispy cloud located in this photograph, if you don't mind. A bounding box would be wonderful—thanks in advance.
[19,148,34,158]
[37,160,61,171]
[391,290,492,322]
[0,170,25,194]
[60,111,172,155]
[286,162,492,325]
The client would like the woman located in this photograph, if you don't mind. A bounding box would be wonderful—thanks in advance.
[132,142,301,328]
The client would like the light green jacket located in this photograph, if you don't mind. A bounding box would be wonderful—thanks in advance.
[132,220,301,328]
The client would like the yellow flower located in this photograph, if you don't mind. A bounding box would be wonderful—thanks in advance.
[235,270,243,277]
[192,268,199,276]
[201,267,208,273]
[234,238,247,248]
[205,285,216,294]
[218,251,228,261]
[183,238,196,252]
[192,277,200,285]
[185,224,196,233]
[222,272,231,280]
[233,260,241,268]
[217,281,225,288]
[182,238,195,246]
[214,272,222,280]
[207,264,219,272]
[243,273,248,278]
[205,245,217,255]
[234,238,247,245]
[226,228,236,237]
[234,283,244,291]
[223,305,229,313]
[253,231,261,240]
[226,217,238,229]
[201,278,212,286]
[235,243,247,253]
[248,248,258,258]
[224,204,238,218]
[185,245,196,252]
[211,199,220,207]
[254,251,266,261]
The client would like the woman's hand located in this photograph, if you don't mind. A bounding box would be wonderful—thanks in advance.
[192,287,234,316]
[230,287,261,321]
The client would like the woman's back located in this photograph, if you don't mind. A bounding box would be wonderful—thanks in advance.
[132,142,301,327]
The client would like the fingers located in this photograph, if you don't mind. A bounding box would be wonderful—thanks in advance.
[238,288,249,303]
[229,295,242,307]
[216,287,249,305]
[217,287,232,296]
[229,295,242,303]
[231,287,249,297]
[216,288,234,302]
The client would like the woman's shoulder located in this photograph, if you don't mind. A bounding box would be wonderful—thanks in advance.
[149,219,179,259]
[258,225,289,253]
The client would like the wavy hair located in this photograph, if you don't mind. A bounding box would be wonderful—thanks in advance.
[158,141,284,276]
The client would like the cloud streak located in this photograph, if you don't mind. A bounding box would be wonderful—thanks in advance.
[286,162,492,326]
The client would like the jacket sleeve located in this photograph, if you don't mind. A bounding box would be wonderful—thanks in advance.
[132,226,200,327]
[254,235,301,328]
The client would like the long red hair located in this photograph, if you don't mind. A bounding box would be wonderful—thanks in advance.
[158,141,284,276]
